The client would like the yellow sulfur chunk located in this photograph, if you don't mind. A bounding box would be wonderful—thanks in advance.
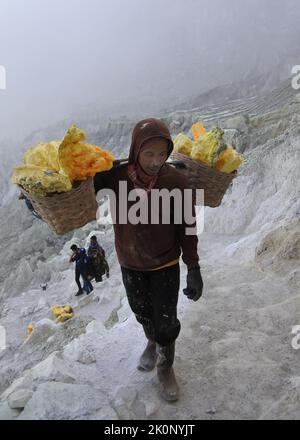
[173,133,193,156]
[58,124,115,182]
[51,305,65,318]
[23,141,61,171]
[51,304,74,322]
[11,165,72,196]
[190,127,226,166]
[215,145,243,173]
[56,312,73,323]
[191,121,206,141]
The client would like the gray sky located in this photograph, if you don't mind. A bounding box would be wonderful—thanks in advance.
[0,0,299,142]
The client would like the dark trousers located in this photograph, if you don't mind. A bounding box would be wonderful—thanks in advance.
[75,268,82,290]
[75,268,93,292]
[121,263,181,346]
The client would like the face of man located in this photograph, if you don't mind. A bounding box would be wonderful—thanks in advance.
[138,138,169,176]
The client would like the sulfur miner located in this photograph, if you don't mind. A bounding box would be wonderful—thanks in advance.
[94,118,203,402]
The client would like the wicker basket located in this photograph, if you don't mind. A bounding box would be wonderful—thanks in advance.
[18,176,98,235]
[170,152,237,207]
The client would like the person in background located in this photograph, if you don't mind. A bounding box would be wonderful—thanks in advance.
[87,235,109,281]
[69,244,93,296]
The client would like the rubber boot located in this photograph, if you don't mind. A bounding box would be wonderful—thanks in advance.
[137,325,158,371]
[75,288,84,296]
[157,342,179,402]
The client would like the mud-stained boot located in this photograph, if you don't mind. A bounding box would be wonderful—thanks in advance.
[157,342,179,402]
[137,339,157,371]
[137,324,158,371]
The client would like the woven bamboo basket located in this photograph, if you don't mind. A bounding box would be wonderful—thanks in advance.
[170,152,237,207]
[18,176,98,235]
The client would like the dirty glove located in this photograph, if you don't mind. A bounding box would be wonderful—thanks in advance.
[183,265,203,301]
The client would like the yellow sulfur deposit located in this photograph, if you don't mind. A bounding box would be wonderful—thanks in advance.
[11,124,115,196]
[173,133,194,156]
[51,304,74,323]
[58,124,115,181]
[56,312,73,323]
[190,127,227,166]
[173,121,244,173]
[12,165,72,196]
[23,141,61,171]
[215,145,244,173]
[191,121,206,141]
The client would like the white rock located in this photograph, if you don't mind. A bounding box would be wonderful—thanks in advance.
[30,352,76,383]
[85,320,105,334]
[112,386,146,420]
[63,336,96,364]
[8,389,33,409]
[0,401,21,420]
[18,382,109,420]
[1,373,33,400]
[206,406,216,415]
[35,318,58,333]
[88,406,119,420]
[143,400,159,417]
[77,351,96,365]
[77,293,95,307]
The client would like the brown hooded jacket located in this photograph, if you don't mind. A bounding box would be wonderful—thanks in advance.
[93,118,199,271]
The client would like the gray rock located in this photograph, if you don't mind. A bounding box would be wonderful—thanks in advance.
[30,352,76,383]
[0,401,21,420]
[1,373,33,401]
[18,382,110,420]
[8,389,33,409]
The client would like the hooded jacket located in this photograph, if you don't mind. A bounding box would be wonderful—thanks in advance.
[93,118,199,271]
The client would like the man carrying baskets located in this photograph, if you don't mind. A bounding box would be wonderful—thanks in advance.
[94,118,203,402]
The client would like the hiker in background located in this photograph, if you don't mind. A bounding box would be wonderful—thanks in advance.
[94,118,203,402]
[87,235,109,282]
[69,244,93,296]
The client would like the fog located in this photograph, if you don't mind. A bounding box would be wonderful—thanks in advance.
[0,0,299,142]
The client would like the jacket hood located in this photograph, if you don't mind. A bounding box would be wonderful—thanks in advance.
[128,118,173,164]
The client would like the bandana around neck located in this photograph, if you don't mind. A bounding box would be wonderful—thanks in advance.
[127,162,158,194]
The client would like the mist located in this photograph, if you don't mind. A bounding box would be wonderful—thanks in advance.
[0,0,299,142]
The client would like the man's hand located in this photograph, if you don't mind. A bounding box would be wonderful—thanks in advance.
[183,265,203,301]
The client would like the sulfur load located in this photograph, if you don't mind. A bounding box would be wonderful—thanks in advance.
[191,127,227,167]
[174,121,244,174]
[11,124,115,197]
[173,133,194,156]
[215,145,243,173]
[12,165,72,196]
[58,124,115,181]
